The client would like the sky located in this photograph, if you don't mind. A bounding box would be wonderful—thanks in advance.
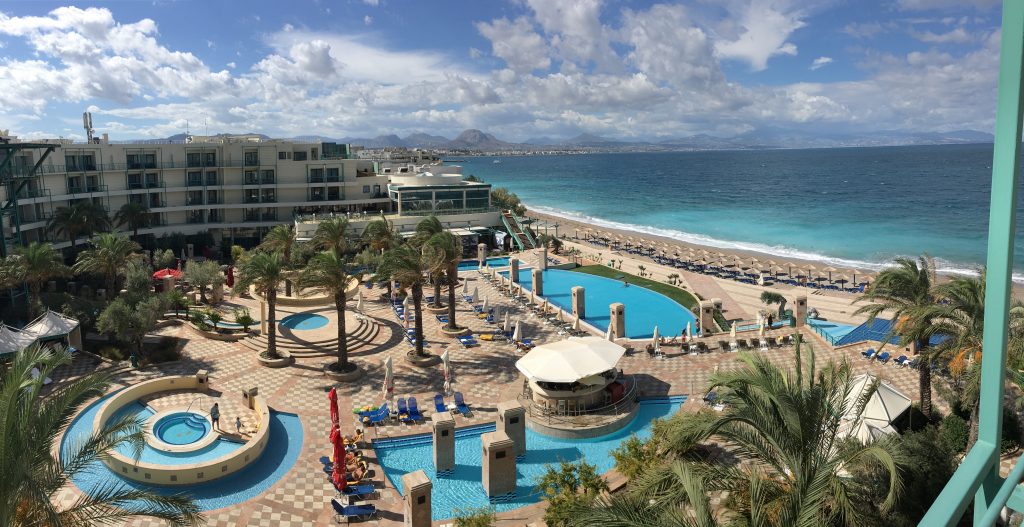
[0,0,1006,142]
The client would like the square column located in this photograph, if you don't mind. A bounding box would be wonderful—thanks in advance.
[609,303,625,339]
[532,268,544,297]
[510,258,520,283]
[432,413,456,473]
[571,286,585,320]
[794,295,807,327]
[539,246,548,270]
[481,431,516,497]
[699,301,715,335]
[497,400,527,456]
[401,469,432,527]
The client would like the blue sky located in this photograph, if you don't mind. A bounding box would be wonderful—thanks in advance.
[0,0,1004,141]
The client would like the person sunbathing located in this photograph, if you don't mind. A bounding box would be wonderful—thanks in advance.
[346,465,368,484]
[344,429,365,444]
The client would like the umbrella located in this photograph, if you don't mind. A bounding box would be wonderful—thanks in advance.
[331,426,347,489]
[512,320,522,342]
[463,279,469,294]
[328,387,339,427]
[472,286,479,304]
[441,349,452,394]
[651,326,659,347]
[356,292,364,312]
[382,356,394,404]
[686,322,694,343]
[528,290,535,305]
[225,266,234,287]
[758,321,765,339]
[503,311,511,333]
[482,297,489,311]
[730,323,737,340]
[572,314,581,332]
[834,274,851,290]
[402,295,410,312]
[515,337,627,383]
[606,324,614,341]
[152,268,182,280]
[822,266,839,282]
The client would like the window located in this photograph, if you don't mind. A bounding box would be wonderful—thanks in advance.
[149,194,162,207]
[206,171,218,185]
[145,173,159,188]
[372,184,381,196]
[143,153,156,168]
[245,190,260,203]
[362,185,370,194]
[204,152,216,167]
[207,190,218,204]
[401,190,434,212]
[245,151,259,166]
[435,190,464,211]
[244,170,258,184]
[310,168,324,182]
[64,155,78,171]
[127,173,143,189]
[187,191,204,205]
[278,151,289,160]
[126,154,142,170]
[128,194,144,205]
[327,187,340,200]
[187,171,203,186]
[82,155,96,170]
[293,151,307,161]
[187,152,202,167]
[261,189,276,203]
[310,188,325,201]
[260,169,275,184]
[465,188,490,210]
[326,168,339,181]
[310,148,318,160]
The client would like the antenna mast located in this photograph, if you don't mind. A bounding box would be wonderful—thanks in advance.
[82,112,94,143]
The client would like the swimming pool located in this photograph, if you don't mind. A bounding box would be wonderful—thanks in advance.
[61,391,305,511]
[458,256,512,270]
[105,401,242,464]
[374,396,684,520]
[504,268,696,338]
[153,412,210,446]
[807,319,857,344]
[279,312,329,330]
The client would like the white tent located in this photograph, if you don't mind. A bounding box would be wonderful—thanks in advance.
[0,326,37,356]
[516,337,627,383]
[24,310,79,339]
[841,374,912,443]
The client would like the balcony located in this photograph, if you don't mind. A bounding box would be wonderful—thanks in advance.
[244,176,260,185]
[66,185,106,195]
[186,215,206,224]
[261,196,277,203]
[261,177,276,184]
[261,213,278,221]
[185,198,205,206]
[244,197,261,204]
[16,188,50,199]
[187,179,204,187]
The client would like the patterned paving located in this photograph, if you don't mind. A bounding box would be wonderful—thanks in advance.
[47,263,974,526]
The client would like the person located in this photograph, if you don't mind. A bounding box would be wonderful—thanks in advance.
[767,313,775,328]
[210,403,220,430]
[622,279,629,287]
[235,416,242,435]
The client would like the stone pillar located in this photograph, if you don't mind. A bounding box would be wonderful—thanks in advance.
[477,243,487,266]
[195,370,210,393]
[401,470,432,527]
[497,401,526,456]
[510,258,520,283]
[68,326,83,352]
[711,298,723,312]
[243,387,258,410]
[432,413,455,473]
[794,295,808,327]
[700,301,715,334]
[532,268,543,297]
[571,286,585,319]
[609,303,625,339]
[481,431,516,497]
[539,245,548,270]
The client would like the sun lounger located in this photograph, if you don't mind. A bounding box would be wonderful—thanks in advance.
[396,398,414,423]
[759,339,770,352]
[729,341,739,352]
[434,393,447,413]
[339,484,378,500]
[876,351,891,363]
[750,338,761,349]
[364,404,389,426]
[435,315,449,323]
[737,339,749,350]
[332,499,377,522]
[407,397,423,422]
[862,348,876,359]
[718,340,731,352]
[453,391,470,415]
[894,355,910,367]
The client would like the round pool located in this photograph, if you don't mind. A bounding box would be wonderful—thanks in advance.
[153,412,210,446]
[279,313,329,330]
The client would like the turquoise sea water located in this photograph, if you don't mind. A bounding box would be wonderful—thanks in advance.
[459,145,1024,279]
[505,268,696,338]
[374,397,684,520]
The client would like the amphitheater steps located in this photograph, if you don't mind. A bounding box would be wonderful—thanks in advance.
[241,316,381,357]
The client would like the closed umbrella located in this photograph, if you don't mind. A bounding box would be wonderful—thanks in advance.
[382,355,394,401]
[503,311,511,333]
[441,349,452,395]
[512,320,522,342]
[403,295,410,312]
[482,297,489,312]
[356,292,364,312]
[758,321,765,339]
[686,322,694,343]
[730,323,737,341]
[328,387,339,427]
[225,266,234,287]
[606,324,614,341]
[472,286,479,304]
[572,314,581,332]
[651,326,659,347]
[331,426,347,489]
[462,278,469,294]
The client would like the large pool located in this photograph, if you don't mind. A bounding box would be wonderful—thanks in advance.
[106,401,242,463]
[61,390,304,511]
[458,256,512,270]
[505,268,696,338]
[374,396,684,520]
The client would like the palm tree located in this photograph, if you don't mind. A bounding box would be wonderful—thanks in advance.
[0,345,202,526]
[424,231,462,331]
[311,217,351,257]
[15,242,71,317]
[362,217,397,254]
[854,255,940,417]
[233,252,286,359]
[412,216,445,307]
[380,243,430,357]
[578,336,906,527]
[760,290,788,320]
[0,254,25,290]
[73,233,141,298]
[113,202,151,241]
[48,201,110,250]
[260,224,296,296]
[299,251,360,373]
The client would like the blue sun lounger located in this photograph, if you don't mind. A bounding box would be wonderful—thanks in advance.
[861,348,876,359]
[453,391,470,415]
[340,484,377,500]
[331,499,377,521]
[407,397,423,422]
[876,351,891,363]
[434,393,447,413]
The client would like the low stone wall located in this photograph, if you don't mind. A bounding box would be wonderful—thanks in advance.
[525,403,640,440]
[95,375,271,486]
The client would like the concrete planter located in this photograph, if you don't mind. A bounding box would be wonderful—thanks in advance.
[323,362,364,382]
[405,351,441,368]
[438,325,472,337]
[256,352,294,368]
[424,304,449,314]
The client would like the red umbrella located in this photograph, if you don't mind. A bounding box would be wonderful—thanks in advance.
[331,426,347,490]
[328,387,339,428]
[153,268,182,280]
[225,266,235,287]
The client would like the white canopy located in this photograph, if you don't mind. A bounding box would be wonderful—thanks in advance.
[24,310,79,339]
[516,337,626,383]
[841,374,911,442]
[0,326,37,356]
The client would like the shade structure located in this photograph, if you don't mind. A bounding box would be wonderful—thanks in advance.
[515,337,627,383]
[503,311,511,333]
[472,286,479,304]
[328,387,339,427]
[512,320,522,342]
[822,266,839,281]
[651,326,659,347]
[841,374,912,443]
[356,292,364,312]
[0,325,37,357]
[24,310,79,339]
[381,356,394,404]
[153,268,182,280]
[572,315,581,332]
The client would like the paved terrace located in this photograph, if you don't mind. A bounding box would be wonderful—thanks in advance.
[48,265,965,527]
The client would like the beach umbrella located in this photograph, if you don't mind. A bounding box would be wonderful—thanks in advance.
[512,320,522,342]
[482,297,489,312]
[441,349,452,394]
[472,286,479,304]
[402,295,410,312]
[758,321,765,339]
[606,324,614,342]
[823,266,839,282]
[503,311,511,333]
[835,274,851,290]
[328,387,339,427]
[730,323,737,341]
[572,315,581,332]
[382,355,394,406]
[651,326,659,347]
[462,278,469,294]
[785,262,797,277]
[331,426,347,489]
[851,269,861,286]
[356,292,364,312]
[686,322,693,343]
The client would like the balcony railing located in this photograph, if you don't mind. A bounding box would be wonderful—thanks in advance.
[397,206,500,218]
[66,185,106,195]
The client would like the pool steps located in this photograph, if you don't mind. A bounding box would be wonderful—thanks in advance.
[240,312,380,357]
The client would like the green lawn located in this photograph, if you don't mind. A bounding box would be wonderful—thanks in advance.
[570,264,700,312]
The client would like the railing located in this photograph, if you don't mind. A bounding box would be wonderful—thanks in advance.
[805,318,840,346]
[512,212,537,248]
[518,375,639,427]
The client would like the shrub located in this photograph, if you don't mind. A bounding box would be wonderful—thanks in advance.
[231,245,246,264]
[206,309,223,330]
[536,460,608,527]
[234,308,255,332]
[940,414,970,453]
[97,345,126,361]
[453,506,495,527]
[141,336,181,365]
[611,435,655,479]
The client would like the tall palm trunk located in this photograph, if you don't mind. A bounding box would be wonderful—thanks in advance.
[266,289,278,359]
[918,340,932,418]
[446,263,458,331]
[335,293,348,370]
[412,284,425,356]
[968,395,981,449]
[28,283,41,318]
[432,277,442,308]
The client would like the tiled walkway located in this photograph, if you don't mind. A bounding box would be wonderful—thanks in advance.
[50,268,959,526]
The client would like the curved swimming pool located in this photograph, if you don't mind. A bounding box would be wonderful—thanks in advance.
[153,412,210,446]
[279,312,329,330]
[374,396,684,520]
[507,268,696,338]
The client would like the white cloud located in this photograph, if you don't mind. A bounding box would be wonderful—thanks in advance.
[810,56,832,70]
[363,15,372,26]
[362,0,380,5]
[714,0,807,71]
[910,27,974,43]
[227,61,236,69]
[468,47,482,59]
[896,0,999,10]
[523,0,618,71]
[475,17,550,74]
[843,21,886,39]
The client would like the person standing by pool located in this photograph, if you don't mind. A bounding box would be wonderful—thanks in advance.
[235,416,242,435]
[210,403,220,430]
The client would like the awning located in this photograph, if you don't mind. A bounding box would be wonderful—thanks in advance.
[841,374,911,442]
[24,310,79,339]
[0,326,36,356]
[515,337,626,383]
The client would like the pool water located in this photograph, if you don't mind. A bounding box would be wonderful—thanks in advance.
[809,320,857,341]
[504,268,696,338]
[154,412,209,445]
[106,402,242,464]
[61,390,305,511]
[458,256,512,270]
[279,312,329,330]
[374,396,684,520]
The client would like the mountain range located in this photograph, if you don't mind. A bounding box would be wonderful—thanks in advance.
[161,128,995,151]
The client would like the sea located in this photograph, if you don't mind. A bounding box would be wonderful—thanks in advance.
[452,144,1024,281]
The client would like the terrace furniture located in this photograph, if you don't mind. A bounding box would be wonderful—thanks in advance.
[729,341,739,352]
[435,315,449,323]
[407,397,424,422]
[453,392,470,415]
[365,404,390,426]
[862,348,876,359]
[737,339,749,350]
[339,484,378,500]
[908,357,920,369]
[396,398,415,424]
[697,342,710,353]
[894,355,911,367]
[331,499,377,522]
[718,340,731,352]
[759,339,770,352]
[434,394,447,413]
[750,338,761,349]
[876,351,891,363]
[458,337,479,348]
